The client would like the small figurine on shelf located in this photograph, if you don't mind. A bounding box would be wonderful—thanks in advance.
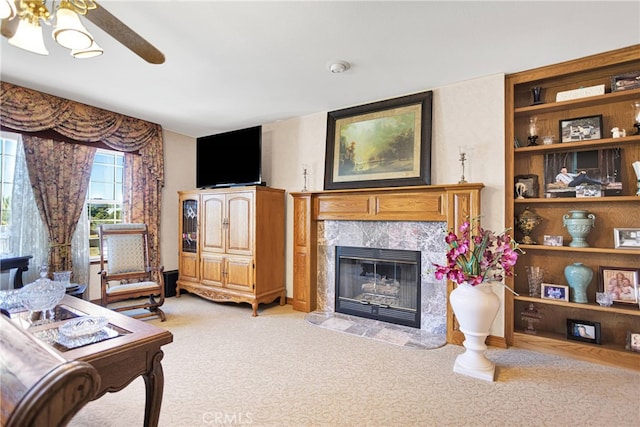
[521,303,542,335]
[611,127,626,138]
[527,117,538,146]
[515,182,526,200]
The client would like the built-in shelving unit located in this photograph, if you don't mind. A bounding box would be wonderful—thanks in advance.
[505,45,640,371]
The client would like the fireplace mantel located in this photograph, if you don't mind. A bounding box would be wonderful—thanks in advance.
[290,183,484,344]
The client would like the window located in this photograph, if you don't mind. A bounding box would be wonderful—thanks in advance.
[1,139,124,259]
[88,149,124,258]
[0,134,18,253]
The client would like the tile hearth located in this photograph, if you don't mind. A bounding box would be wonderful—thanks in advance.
[305,311,446,350]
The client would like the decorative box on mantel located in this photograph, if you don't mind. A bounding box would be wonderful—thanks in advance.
[290,183,484,345]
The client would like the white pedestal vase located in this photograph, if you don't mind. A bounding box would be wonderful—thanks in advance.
[449,281,500,381]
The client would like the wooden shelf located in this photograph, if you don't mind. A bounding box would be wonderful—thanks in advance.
[514,87,640,116]
[515,195,639,204]
[505,45,640,370]
[515,295,640,315]
[513,331,639,371]
[518,244,640,256]
[515,135,640,154]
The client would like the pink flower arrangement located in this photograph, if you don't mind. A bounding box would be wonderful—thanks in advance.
[433,220,521,286]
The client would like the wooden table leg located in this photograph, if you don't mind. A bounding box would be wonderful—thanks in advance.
[142,350,165,427]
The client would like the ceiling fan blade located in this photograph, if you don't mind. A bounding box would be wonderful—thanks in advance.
[1,17,18,39]
[85,3,165,64]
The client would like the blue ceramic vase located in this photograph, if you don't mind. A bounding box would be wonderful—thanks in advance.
[562,210,595,248]
[564,262,593,303]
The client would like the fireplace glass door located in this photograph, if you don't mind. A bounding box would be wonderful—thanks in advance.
[335,246,421,328]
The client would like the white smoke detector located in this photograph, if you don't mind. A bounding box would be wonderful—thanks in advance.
[328,60,350,74]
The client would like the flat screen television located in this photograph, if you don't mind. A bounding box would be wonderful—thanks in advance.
[196,125,262,188]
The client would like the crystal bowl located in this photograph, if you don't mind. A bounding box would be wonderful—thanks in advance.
[595,291,613,307]
[20,279,66,312]
[59,316,108,338]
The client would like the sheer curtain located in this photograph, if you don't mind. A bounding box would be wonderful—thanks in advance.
[9,138,47,285]
[72,200,90,287]
[10,139,91,288]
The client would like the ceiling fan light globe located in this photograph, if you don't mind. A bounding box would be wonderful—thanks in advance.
[8,18,49,55]
[71,41,103,59]
[53,7,93,50]
[0,0,17,20]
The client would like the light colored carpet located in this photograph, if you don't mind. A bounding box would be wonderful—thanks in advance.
[69,294,640,427]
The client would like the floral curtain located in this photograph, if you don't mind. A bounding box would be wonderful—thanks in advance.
[0,81,165,267]
[123,152,162,274]
[22,136,95,273]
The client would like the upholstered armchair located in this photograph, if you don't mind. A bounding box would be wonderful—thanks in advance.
[98,224,165,321]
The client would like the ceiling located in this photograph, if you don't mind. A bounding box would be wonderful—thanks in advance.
[1,1,638,138]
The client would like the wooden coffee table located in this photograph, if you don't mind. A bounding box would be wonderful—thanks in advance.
[7,295,173,426]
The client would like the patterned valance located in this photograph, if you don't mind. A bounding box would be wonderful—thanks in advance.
[0,81,163,185]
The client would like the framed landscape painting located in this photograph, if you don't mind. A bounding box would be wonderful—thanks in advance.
[324,91,432,190]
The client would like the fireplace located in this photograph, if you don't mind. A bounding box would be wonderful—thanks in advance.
[317,220,449,335]
[335,246,421,328]
[291,184,483,343]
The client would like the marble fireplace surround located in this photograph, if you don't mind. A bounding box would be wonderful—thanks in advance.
[291,183,484,344]
[318,220,447,335]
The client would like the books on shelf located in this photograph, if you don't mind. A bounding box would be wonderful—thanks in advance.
[556,84,605,102]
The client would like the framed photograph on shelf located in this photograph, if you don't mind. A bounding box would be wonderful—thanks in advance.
[541,283,569,301]
[542,148,622,198]
[323,91,433,190]
[613,228,640,249]
[543,235,563,247]
[626,331,640,352]
[600,266,639,305]
[514,174,539,198]
[566,319,602,345]
[611,71,640,92]
[559,115,603,143]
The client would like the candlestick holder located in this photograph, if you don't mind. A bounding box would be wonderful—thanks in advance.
[527,116,539,146]
[302,166,309,192]
[458,151,467,184]
[633,101,640,135]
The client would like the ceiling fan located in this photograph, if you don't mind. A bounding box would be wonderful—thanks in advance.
[1,0,164,64]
